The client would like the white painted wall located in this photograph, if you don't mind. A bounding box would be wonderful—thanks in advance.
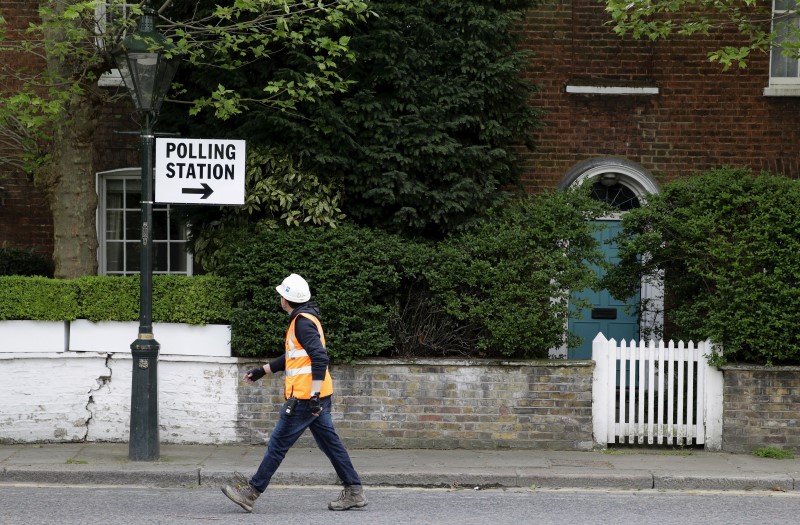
[0,351,241,444]
[0,353,109,442]
[0,321,240,444]
[0,321,67,353]
[69,320,232,357]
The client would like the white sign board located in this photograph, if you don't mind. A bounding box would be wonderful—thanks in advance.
[154,138,246,205]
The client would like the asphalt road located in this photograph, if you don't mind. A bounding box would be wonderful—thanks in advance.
[1,484,799,525]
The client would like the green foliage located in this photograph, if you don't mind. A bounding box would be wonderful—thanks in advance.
[215,189,609,360]
[332,0,542,234]
[183,146,346,272]
[0,275,230,324]
[602,168,800,366]
[166,1,370,118]
[168,0,542,237]
[0,247,54,277]
[152,275,232,324]
[423,189,610,357]
[753,446,795,460]
[214,222,404,360]
[605,0,787,70]
[0,0,369,175]
[0,277,78,320]
[72,276,139,321]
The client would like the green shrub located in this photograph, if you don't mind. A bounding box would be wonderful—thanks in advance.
[73,276,139,321]
[215,189,609,361]
[422,189,610,358]
[0,275,231,324]
[152,275,232,324]
[0,189,609,361]
[214,222,405,360]
[0,247,54,277]
[182,146,346,273]
[602,168,800,366]
[0,276,78,320]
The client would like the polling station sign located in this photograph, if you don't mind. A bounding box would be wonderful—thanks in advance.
[154,138,246,205]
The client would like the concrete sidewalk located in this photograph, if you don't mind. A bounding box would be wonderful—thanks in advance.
[1,443,799,492]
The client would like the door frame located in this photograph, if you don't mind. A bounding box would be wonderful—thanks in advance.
[549,157,663,359]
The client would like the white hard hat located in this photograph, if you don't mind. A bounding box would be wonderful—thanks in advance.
[276,273,311,302]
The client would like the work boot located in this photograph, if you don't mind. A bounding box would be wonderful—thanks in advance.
[328,484,367,511]
[221,472,260,512]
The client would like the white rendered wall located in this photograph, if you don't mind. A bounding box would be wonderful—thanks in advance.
[0,321,240,444]
[0,352,241,444]
[0,353,109,442]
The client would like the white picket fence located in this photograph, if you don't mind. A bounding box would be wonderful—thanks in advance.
[592,334,723,450]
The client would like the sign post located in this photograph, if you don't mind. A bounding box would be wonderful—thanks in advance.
[154,138,246,205]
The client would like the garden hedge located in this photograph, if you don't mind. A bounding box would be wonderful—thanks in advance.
[215,189,609,360]
[602,168,800,366]
[0,275,230,325]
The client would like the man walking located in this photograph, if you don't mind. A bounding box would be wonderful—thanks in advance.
[221,273,367,513]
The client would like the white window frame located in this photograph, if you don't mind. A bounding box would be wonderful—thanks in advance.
[765,0,800,96]
[97,168,193,276]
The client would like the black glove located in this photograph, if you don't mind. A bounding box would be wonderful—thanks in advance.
[310,393,321,416]
[246,367,266,381]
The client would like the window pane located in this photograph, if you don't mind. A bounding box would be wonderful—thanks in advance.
[106,211,123,240]
[107,180,124,209]
[126,242,141,272]
[153,242,168,272]
[170,242,188,273]
[170,217,187,239]
[152,209,168,240]
[106,241,124,272]
[771,16,800,78]
[775,0,795,11]
[125,179,141,208]
[101,174,191,276]
[125,211,141,239]
[590,179,640,211]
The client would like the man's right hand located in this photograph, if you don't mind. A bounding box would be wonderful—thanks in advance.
[245,366,266,383]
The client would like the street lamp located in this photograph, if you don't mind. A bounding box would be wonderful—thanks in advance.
[112,5,180,461]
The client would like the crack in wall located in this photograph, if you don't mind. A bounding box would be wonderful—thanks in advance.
[84,354,113,441]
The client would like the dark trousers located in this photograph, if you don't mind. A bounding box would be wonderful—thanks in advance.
[249,395,362,492]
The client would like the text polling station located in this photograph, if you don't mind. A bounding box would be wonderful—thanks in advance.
[155,138,246,205]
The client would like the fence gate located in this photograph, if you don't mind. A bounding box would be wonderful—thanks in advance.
[592,334,723,450]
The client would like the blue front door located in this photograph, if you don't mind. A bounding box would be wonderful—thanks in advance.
[568,220,639,359]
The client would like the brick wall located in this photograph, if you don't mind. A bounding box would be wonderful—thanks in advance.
[237,359,595,450]
[518,0,800,190]
[4,343,798,452]
[721,366,800,454]
[0,1,52,256]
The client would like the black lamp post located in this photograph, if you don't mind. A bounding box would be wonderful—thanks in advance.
[112,5,180,461]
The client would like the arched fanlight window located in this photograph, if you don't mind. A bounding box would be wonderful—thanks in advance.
[589,173,640,210]
[558,157,659,210]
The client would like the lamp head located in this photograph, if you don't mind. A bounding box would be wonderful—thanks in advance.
[112,7,180,114]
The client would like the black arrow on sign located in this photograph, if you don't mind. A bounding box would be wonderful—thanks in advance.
[182,183,214,200]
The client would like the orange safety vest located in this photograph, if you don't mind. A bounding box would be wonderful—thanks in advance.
[284,312,333,400]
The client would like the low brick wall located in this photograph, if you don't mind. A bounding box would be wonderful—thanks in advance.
[236,358,595,450]
[721,365,800,454]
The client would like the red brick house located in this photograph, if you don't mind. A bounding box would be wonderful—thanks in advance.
[2,2,798,332]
